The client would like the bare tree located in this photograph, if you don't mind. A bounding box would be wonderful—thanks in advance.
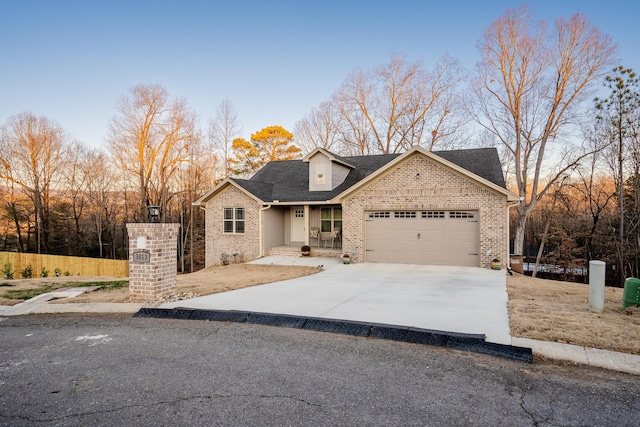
[153,97,198,221]
[294,100,345,154]
[0,112,68,253]
[296,54,465,156]
[0,166,28,252]
[62,140,92,253]
[335,53,465,154]
[208,98,242,179]
[470,6,616,256]
[107,84,197,221]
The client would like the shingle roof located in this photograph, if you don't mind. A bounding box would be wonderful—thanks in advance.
[435,147,506,188]
[232,147,505,203]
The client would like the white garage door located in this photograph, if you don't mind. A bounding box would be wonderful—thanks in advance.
[365,210,479,266]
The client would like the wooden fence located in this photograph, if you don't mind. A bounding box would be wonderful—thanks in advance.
[0,252,129,278]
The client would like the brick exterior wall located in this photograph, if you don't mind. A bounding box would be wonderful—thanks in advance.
[204,153,509,268]
[126,223,180,301]
[204,185,262,267]
[341,153,508,267]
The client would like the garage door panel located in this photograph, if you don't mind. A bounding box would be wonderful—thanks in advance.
[420,222,447,232]
[367,229,396,241]
[365,211,479,267]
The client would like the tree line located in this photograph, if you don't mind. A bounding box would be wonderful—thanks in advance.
[2,6,638,285]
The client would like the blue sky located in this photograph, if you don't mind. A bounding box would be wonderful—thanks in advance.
[1,1,638,149]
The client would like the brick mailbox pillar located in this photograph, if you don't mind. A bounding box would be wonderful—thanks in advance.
[126,223,180,301]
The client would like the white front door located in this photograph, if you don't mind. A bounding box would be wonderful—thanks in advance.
[291,207,305,242]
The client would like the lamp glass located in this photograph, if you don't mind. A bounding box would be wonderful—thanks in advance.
[148,205,161,223]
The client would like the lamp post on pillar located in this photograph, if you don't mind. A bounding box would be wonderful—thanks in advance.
[148,205,161,223]
[127,205,178,301]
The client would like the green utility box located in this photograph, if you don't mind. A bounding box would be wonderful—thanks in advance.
[622,277,640,308]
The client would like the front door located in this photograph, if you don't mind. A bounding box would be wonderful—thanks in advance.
[291,207,305,243]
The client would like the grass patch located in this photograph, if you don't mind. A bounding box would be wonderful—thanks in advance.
[2,285,58,300]
[0,282,13,287]
[0,280,129,301]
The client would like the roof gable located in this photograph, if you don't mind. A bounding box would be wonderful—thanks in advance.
[336,147,518,202]
[302,147,355,169]
[193,178,268,205]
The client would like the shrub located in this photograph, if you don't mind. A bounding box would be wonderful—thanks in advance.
[2,262,14,279]
[63,271,71,276]
[54,268,61,277]
[41,267,49,277]
[20,264,33,279]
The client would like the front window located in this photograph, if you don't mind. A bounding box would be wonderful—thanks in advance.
[224,207,245,234]
[321,207,342,232]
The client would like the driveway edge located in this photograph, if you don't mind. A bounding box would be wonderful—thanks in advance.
[134,307,533,363]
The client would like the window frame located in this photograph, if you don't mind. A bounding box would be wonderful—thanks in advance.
[223,207,245,234]
[320,207,342,232]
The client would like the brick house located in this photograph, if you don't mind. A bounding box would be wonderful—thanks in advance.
[194,146,519,268]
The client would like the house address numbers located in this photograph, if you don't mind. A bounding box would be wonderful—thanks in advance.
[132,250,151,263]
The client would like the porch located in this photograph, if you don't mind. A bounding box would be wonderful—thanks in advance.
[266,245,343,258]
[262,204,343,256]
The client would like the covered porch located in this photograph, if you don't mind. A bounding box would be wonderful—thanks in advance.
[261,203,343,257]
[266,245,343,258]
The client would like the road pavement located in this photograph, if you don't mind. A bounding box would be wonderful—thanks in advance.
[1,314,639,426]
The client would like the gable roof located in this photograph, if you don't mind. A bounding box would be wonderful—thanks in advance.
[436,147,506,188]
[336,146,518,202]
[194,146,514,205]
[302,147,356,169]
[242,153,399,203]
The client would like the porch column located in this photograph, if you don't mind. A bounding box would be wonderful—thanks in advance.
[304,205,310,246]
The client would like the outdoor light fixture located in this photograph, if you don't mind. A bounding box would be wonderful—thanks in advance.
[148,205,161,223]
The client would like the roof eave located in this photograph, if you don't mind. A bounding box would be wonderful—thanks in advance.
[334,146,519,202]
[303,147,355,169]
[193,178,266,205]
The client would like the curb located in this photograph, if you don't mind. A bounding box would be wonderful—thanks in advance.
[134,307,533,363]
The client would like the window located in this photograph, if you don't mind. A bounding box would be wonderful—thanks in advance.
[223,207,245,233]
[369,211,390,218]
[321,207,342,232]
[394,211,416,218]
[422,211,445,218]
[449,211,474,219]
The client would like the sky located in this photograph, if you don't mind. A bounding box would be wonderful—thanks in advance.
[1,0,639,149]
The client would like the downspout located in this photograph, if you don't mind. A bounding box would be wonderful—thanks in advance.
[506,198,523,266]
[259,204,272,257]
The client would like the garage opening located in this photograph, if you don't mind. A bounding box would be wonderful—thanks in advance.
[365,210,479,266]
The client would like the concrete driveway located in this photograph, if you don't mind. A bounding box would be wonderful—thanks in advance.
[162,257,511,344]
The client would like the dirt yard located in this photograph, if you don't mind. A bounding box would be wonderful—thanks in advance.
[507,273,640,355]
[2,264,639,355]
[0,264,320,306]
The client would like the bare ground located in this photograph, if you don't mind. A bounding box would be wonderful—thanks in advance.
[2,264,640,355]
[507,272,640,355]
[0,264,320,306]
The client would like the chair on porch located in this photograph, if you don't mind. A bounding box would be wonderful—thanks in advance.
[309,227,320,247]
[329,227,342,249]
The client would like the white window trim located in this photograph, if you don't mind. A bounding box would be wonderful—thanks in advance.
[223,207,245,234]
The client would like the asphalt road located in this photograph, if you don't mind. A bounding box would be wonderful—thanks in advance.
[1,314,638,426]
